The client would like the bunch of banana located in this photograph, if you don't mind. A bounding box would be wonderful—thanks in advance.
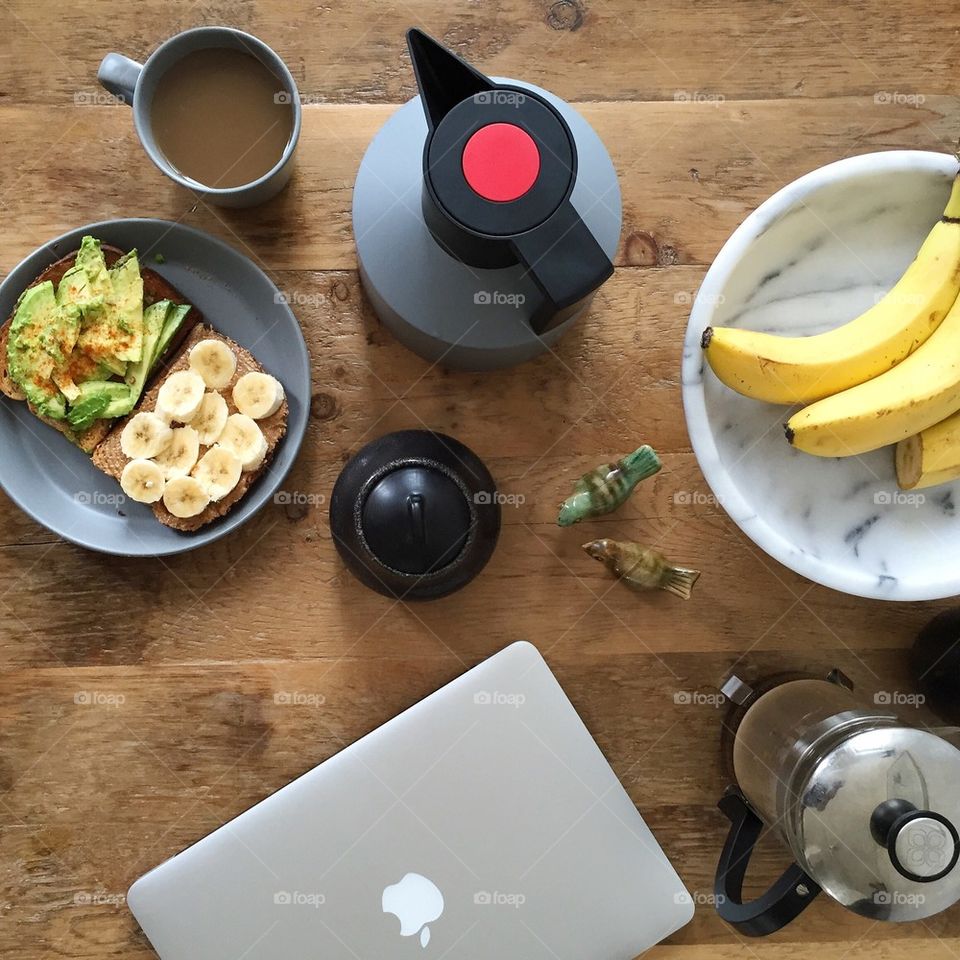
[702,172,960,483]
[785,291,960,457]
[703,173,960,405]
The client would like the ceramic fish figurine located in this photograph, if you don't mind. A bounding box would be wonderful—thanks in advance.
[582,539,701,600]
[557,445,661,526]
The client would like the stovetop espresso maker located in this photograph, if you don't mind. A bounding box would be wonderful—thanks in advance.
[715,670,960,935]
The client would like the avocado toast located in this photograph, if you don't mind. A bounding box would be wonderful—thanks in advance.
[1,235,289,532]
[0,237,199,451]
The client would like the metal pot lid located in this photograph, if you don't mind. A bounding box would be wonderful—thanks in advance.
[794,725,960,921]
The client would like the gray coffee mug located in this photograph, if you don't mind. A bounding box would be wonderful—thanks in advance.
[98,27,301,208]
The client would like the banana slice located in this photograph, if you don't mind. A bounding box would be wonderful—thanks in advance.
[217,414,268,472]
[162,475,210,519]
[154,426,201,479]
[120,412,174,459]
[189,339,238,390]
[120,458,166,504]
[233,371,284,420]
[188,392,229,445]
[193,446,243,501]
[156,370,206,422]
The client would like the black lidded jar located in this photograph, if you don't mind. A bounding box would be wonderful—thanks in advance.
[329,430,501,600]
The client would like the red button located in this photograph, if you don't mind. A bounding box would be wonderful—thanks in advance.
[461,123,541,202]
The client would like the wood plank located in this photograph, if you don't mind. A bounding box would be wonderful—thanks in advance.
[0,96,957,275]
[0,454,949,668]
[3,1,959,105]
[0,531,948,673]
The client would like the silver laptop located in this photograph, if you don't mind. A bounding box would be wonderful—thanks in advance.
[128,641,693,958]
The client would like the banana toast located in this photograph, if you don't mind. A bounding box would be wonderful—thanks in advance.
[92,324,288,532]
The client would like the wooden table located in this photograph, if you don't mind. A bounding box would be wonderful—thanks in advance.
[2,2,959,957]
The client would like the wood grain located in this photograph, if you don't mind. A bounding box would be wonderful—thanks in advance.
[4,0,960,104]
[1,96,959,273]
[2,2,960,958]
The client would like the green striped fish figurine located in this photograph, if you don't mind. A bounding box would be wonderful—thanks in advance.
[557,445,661,526]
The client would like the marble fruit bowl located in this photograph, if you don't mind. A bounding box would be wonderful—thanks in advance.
[682,150,960,601]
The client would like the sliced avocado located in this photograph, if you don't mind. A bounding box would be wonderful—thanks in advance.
[89,362,115,380]
[11,243,194,434]
[38,393,67,420]
[73,380,132,404]
[100,355,127,377]
[53,372,82,403]
[151,304,191,372]
[109,250,144,356]
[60,347,126,381]
[46,301,81,367]
[58,237,112,306]
[67,359,116,385]
[108,300,172,419]
[6,281,69,419]
[66,381,132,432]
[66,237,143,367]
[65,394,110,432]
[50,303,90,401]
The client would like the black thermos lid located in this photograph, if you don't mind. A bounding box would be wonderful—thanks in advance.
[406,27,614,335]
[329,430,501,600]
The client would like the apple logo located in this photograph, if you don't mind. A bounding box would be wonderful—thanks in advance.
[382,872,444,948]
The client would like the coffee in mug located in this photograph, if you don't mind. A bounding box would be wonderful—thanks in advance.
[151,47,295,190]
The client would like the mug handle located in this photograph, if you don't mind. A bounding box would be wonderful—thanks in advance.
[97,53,143,105]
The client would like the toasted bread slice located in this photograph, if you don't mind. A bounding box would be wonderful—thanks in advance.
[92,324,288,532]
[0,245,202,451]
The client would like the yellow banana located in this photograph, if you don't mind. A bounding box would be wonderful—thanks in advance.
[702,173,960,404]
[786,291,960,457]
[896,409,960,489]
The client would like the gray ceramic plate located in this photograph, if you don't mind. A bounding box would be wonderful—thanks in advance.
[0,219,310,556]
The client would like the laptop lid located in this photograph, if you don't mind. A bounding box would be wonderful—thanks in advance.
[128,641,693,959]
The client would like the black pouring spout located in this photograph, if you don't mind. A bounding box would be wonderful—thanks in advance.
[406,28,495,130]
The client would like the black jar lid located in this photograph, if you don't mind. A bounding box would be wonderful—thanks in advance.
[329,430,501,600]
